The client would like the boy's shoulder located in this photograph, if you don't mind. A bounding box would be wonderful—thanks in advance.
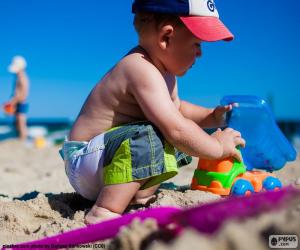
[117,47,164,87]
[119,48,154,71]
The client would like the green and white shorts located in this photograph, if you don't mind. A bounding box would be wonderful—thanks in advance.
[60,122,191,201]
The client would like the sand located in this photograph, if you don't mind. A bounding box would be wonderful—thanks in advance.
[0,139,299,249]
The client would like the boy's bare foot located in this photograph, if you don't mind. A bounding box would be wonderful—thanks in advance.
[130,194,157,206]
[84,206,121,225]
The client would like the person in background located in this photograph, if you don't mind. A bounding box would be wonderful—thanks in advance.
[5,56,30,140]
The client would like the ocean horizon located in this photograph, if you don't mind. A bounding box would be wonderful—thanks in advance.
[0,118,300,150]
[0,117,72,143]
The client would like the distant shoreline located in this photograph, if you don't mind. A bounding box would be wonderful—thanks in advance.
[0,117,73,126]
[0,119,299,147]
[0,118,72,142]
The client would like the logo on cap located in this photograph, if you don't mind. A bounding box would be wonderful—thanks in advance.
[207,0,215,12]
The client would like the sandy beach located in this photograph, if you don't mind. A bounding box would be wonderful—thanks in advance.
[0,139,299,249]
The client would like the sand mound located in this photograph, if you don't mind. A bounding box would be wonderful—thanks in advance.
[0,193,85,244]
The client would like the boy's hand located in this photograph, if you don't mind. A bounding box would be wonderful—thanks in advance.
[211,127,246,162]
[213,104,237,127]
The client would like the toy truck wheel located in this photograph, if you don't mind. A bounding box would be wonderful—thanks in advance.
[231,179,255,196]
[262,176,282,191]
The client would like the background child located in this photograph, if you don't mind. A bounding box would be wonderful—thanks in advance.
[5,56,29,140]
[61,0,245,224]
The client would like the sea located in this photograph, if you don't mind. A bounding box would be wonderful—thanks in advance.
[0,118,300,151]
[0,118,72,145]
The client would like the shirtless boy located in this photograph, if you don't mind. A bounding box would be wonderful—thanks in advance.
[61,0,245,224]
[6,56,29,140]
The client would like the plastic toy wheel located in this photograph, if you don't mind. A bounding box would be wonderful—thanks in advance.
[263,176,282,191]
[231,179,255,196]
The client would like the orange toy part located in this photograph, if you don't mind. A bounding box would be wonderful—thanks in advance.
[3,102,16,115]
[198,158,233,172]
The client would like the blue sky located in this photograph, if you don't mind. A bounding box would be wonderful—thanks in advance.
[0,0,299,120]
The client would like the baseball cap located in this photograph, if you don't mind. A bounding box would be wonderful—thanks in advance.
[132,0,233,42]
[8,55,27,73]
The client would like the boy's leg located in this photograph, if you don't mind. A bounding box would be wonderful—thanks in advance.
[84,123,178,224]
[85,180,148,224]
[15,113,27,140]
[131,184,160,205]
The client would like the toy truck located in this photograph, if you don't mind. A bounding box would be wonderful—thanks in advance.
[191,95,296,196]
[191,154,282,196]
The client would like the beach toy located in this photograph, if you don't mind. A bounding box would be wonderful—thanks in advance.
[4,187,300,250]
[191,95,296,196]
[221,95,297,171]
[191,150,282,196]
[2,102,15,115]
[34,136,47,148]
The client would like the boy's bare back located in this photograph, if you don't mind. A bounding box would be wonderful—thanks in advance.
[69,46,178,142]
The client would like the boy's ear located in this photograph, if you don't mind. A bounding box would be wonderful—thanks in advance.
[158,25,174,50]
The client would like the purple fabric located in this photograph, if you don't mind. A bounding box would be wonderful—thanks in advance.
[173,187,300,234]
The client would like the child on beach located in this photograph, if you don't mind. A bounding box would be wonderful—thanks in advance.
[5,56,29,140]
[60,0,245,224]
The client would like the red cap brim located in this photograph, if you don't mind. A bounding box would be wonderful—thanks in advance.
[180,16,234,42]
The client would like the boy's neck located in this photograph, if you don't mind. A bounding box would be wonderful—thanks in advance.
[138,44,170,77]
[16,70,25,77]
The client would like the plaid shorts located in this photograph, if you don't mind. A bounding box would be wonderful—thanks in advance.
[103,122,191,189]
[61,122,192,200]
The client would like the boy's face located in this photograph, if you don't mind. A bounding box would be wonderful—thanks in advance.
[163,24,202,76]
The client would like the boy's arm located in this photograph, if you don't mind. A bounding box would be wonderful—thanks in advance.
[171,84,214,128]
[179,100,231,128]
[10,73,29,105]
[128,61,243,160]
[171,82,229,128]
